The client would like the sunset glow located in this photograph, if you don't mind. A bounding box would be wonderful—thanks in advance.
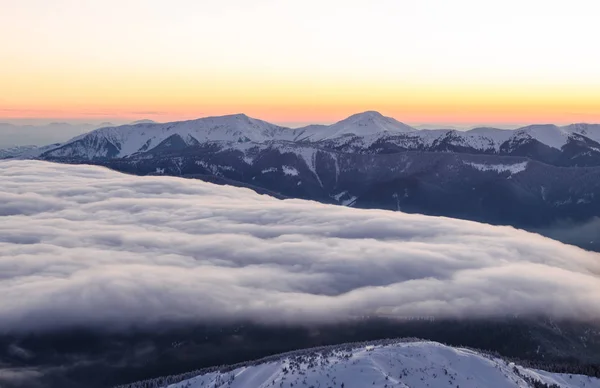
[2,0,600,126]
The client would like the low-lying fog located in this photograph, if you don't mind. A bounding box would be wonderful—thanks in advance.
[1,160,599,335]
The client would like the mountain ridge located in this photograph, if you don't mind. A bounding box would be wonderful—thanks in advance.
[4,111,600,163]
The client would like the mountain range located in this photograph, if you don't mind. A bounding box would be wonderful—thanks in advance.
[4,111,600,239]
[13,111,600,164]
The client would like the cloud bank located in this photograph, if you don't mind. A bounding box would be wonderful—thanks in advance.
[1,160,600,333]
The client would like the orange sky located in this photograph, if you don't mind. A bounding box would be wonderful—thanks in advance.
[4,77,599,127]
[2,0,599,127]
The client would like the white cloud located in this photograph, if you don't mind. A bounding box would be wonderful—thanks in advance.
[1,160,600,333]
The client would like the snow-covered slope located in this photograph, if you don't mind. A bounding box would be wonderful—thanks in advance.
[152,341,600,388]
[462,127,515,150]
[512,125,571,150]
[460,124,598,151]
[295,111,417,141]
[315,121,595,155]
[564,123,600,144]
[394,125,573,152]
[44,114,292,159]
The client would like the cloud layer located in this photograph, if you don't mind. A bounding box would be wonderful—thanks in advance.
[1,160,600,333]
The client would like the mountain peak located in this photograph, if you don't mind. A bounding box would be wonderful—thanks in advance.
[290,111,417,141]
[213,113,250,120]
[326,111,415,139]
[347,110,385,119]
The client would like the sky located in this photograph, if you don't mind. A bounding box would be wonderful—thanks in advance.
[1,0,600,127]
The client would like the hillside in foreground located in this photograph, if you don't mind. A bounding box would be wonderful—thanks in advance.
[120,340,600,388]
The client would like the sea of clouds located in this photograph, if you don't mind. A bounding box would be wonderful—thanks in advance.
[1,160,600,333]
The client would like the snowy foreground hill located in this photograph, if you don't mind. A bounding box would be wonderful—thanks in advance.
[122,341,600,388]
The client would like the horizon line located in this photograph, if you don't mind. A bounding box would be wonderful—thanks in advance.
[1,110,599,131]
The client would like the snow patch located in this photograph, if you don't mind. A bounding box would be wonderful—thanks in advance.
[195,161,234,175]
[279,145,323,187]
[282,165,299,176]
[465,161,528,175]
[261,167,278,174]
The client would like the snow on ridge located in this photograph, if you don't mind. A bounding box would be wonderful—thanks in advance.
[318,125,565,153]
[515,124,570,150]
[51,114,293,158]
[344,123,600,153]
[462,127,514,151]
[465,161,528,175]
[158,340,600,388]
[563,123,600,144]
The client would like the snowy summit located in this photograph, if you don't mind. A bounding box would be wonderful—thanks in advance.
[319,111,416,139]
[123,341,600,388]
[294,111,416,141]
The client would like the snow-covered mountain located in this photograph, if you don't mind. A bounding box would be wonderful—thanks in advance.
[41,114,293,159]
[293,111,416,141]
[34,111,417,160]
[122,340,600,388]
[13,112,597,168]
